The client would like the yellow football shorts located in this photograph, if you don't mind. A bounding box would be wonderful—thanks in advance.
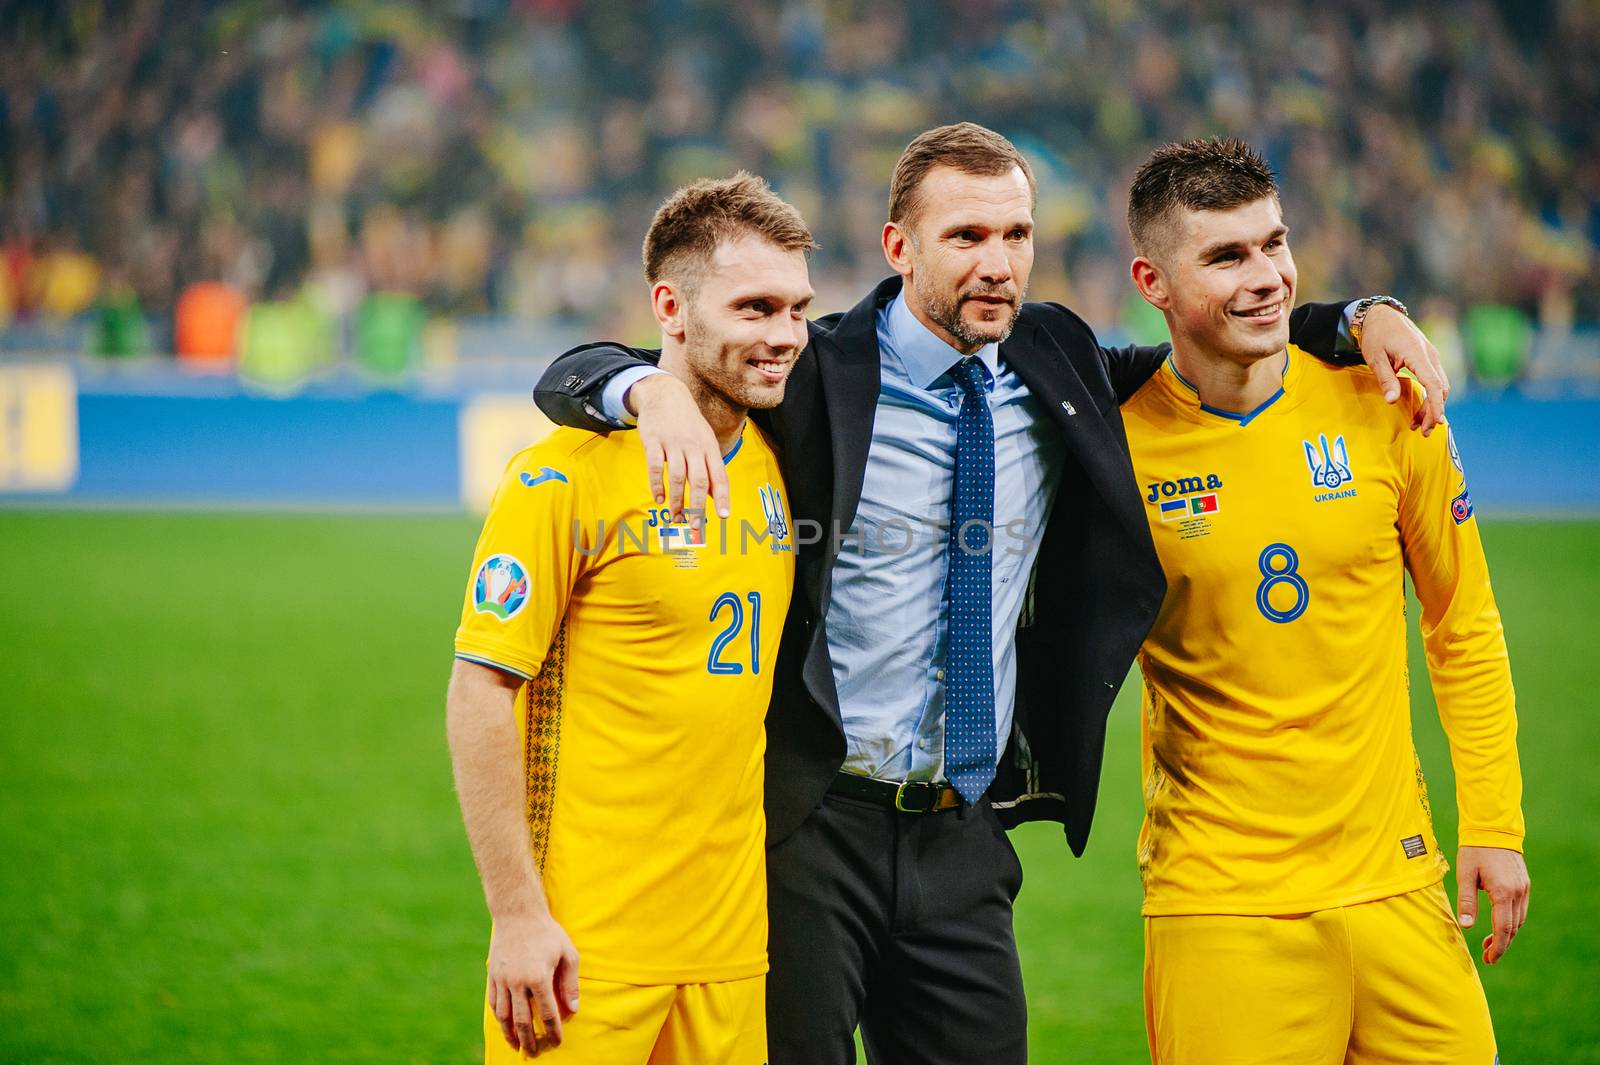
[483,973,765,1065]
[1144,881,1497,1065]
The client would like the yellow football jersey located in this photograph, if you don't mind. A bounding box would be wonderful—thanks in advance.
[455,420,795,983]
[1123,345,1523,917]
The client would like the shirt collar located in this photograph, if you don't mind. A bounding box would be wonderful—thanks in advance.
[882,291,1000,391]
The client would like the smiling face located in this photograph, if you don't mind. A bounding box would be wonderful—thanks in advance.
[884,164,1034,354]
[665,230,814,412]
[1134,195,1296,367]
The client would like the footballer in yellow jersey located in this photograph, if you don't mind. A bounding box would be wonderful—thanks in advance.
[459,424,795,1056]
[1122,140,1527,1065]
[446,173,815,1065]
[1127,350,1520,918]
[458,423,796,980]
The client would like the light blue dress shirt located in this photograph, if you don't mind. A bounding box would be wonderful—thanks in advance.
[824,294,1064,782]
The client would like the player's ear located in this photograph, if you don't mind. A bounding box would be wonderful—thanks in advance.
[881,221,914,279]
[1131,256,1170,310]
[651,280,690,341]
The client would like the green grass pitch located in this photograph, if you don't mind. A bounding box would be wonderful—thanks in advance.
[0,512,1595,1063]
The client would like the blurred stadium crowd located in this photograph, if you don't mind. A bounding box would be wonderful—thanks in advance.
[2,0,1596,385]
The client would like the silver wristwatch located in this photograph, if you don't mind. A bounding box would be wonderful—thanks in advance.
[1348,296,1410,348]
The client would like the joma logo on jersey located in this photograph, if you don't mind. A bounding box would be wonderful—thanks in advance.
[519,466,568,489]
[1146,474,1223,521]
[1304,433,1357,501]
[1146,474,1223,503]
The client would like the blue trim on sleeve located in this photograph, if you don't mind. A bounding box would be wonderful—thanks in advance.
[454,653,534,681]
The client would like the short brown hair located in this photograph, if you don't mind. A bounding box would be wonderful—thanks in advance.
[1127,138,1279,261]
[887,122,1036,228]
[642,171,817,295]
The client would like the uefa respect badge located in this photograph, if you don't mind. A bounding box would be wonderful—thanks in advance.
[473,554,529,621]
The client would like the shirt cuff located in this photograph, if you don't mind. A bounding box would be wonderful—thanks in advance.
[600,366,670,427]
[454,651,533,681]
[1336,301,1359,354]
[1457,827,1525,852]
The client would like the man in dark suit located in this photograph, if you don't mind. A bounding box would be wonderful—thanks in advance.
[532,123,1444,1064]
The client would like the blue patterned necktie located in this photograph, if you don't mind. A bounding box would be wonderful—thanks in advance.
[945,356,996,804]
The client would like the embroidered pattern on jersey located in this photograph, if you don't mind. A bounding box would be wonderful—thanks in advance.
[523,623,566,873]
[1412,743,1436,825]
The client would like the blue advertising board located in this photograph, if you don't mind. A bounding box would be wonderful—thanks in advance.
[0,365,1595,513]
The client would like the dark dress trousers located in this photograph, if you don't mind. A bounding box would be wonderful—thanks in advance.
[533,277,1352,1063]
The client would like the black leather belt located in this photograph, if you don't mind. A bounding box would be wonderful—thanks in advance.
[828,771,965,813]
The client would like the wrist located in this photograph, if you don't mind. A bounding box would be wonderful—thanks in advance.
[625,373,686,418]
[487,886,554,927]
[1349,295,1409,348]
[490,905,555,932]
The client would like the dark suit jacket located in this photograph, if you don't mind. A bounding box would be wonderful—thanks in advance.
[534,277,1351,854]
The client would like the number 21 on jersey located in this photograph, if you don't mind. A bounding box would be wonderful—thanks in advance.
[707,591,763,675]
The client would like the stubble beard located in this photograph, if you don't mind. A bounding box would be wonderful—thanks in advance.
[917,274,1027,350]
[682,314,786,423]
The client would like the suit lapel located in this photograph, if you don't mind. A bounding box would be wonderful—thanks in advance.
[1003,322,1151,543]
[816,278,897,539]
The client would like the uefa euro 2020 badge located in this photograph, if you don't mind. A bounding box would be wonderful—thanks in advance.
[473,554,529,621]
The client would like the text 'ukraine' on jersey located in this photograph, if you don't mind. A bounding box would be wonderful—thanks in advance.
[1122,346,1523,917]
[454,422,795,983]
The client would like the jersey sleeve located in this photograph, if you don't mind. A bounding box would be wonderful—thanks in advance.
[454,445,594,679]
[1396,392,1525,851]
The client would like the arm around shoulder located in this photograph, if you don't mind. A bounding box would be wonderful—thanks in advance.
[533,342,663,431]
[1026,300,1169,405]
[1294,298,1450,433]
[1287,301,1355,361]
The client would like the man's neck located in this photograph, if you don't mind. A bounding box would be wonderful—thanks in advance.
[1169,341,1287,415]
[658,345,747,455]
[902,287,982,357]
